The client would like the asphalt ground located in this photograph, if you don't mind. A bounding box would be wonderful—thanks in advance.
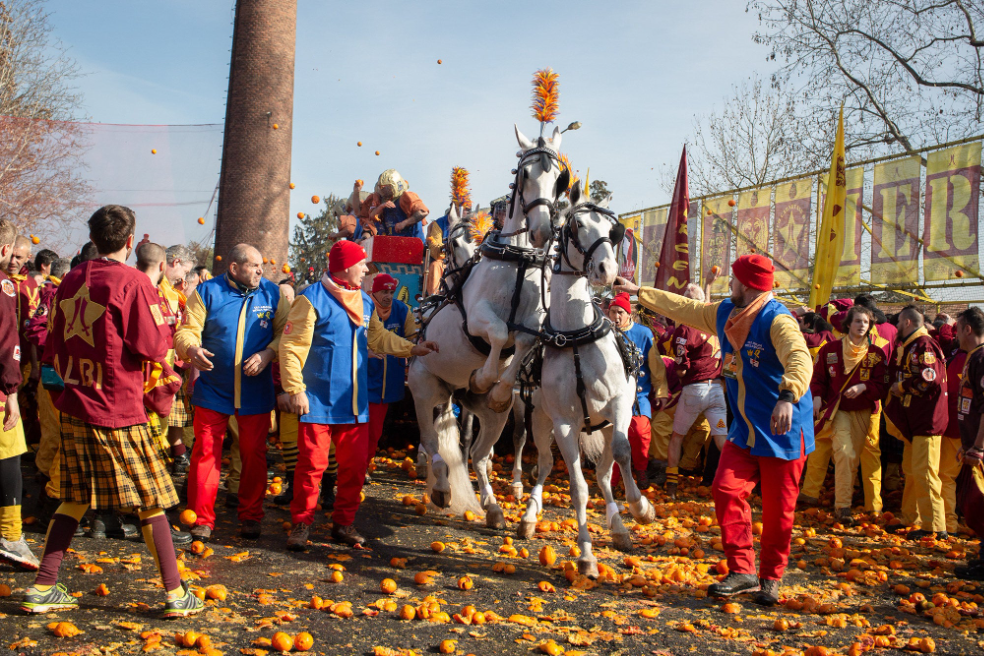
[1,446,982,656]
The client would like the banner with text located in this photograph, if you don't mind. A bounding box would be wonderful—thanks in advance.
[700,196,733,296]
[871,156,921,285]
[923,142,981,281]
[836,167,864,287]
[772,177,812,290]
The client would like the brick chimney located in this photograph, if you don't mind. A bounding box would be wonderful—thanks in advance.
[213,0,296,279]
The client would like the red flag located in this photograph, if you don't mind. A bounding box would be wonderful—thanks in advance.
[655,147,691,291]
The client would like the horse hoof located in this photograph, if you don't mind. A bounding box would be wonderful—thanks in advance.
[635,498,656,525]
[469,369,491,395]
[612,531,633,552]
[578,557,599,580]
[487,395,510,413]
[510,482,524,500]
[517,520,536,540]
[431,489,451,509]
[485,505,506,530]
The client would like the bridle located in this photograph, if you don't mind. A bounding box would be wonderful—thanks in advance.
[556,202,624,276]
[502,137,570,239]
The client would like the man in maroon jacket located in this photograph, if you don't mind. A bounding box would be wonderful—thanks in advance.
[21,205,203,618]
[953,308,984,580]
[885,305,950,540]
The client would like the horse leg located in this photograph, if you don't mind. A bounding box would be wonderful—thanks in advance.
[488,333,536,412]
[408,364,454,509]
[468,312,509,396]
[593,435,633,552]
[611,402,655,525]
[554,420,598,579]
[466,402,511,530]
[510,392,527,500]
[518,406,554,539]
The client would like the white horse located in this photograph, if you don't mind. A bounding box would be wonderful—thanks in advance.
[518,182,655,578]
[407,125,567,522]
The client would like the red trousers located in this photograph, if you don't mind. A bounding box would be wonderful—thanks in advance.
[291,422,368,526]
[187,407,270,529]
[366,403,389,470]
[957,462,984,539]
[712,437,806,581]
[612,415,652,487]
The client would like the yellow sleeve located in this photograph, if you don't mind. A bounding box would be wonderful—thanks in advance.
[265,287,292,359]
[173,290,207,361]
[368,311,414,358]
[637,287,720,335]
[403,307,419,340]
[770,313,814,401]
[278,296,318,395]
[648,347,668,399]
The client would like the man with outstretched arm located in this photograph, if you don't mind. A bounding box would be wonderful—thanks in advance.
[614,253,814,606]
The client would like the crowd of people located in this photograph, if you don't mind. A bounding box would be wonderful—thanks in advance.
[0,193,981,618]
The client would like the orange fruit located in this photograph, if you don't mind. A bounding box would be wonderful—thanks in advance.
[197,217,205,225]
[94,583,110,596]
[415,503,427,516]
[721,602,740,614]
[31,236,40,245]
[311,195,320,204]
[727,199,736,207]
[431,541,446,553]
[330,570,344,583]
[389,557,407,569]
[263,257,269,264]
[464,510,476,521]
[375,150,380,156]
[195,635,212,650]
[272,123,279,129]
[290,182,296,189]
[538,581,556,593]
[955,270,964,277]
[282,264,290,274]
[0,584,10,597]
[539,545,557,566]
[190,541,205,554]
[297,212,305,219]
[458,575,473,590]
[294,632,314,651]
[439,639,456,653]
[215,255,222,261]
[179,509,197,526]
[151,149,157,154]
[399,604,416,620]
[380,578,397,594]
[437,59,442,64]
[271,631,292,652]
[357,142,362,147]
[414,571,433,585]
[206,584,227,601]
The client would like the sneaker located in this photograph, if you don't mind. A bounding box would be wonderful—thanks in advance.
[286,523,310,552]
[835,507,855,526]
[162,581,205,619]
[751,578,780,606]
[331,523,366,548]
[909,529,949,542]
[797,493,820,507]
[89,514,138,540]
[21,583,78,613]
[0,536,40,571]
[954,559,984,581]
[240,519,262,540]
[708,572,760,597]
[190,524,212,542]
[169,527,193,546]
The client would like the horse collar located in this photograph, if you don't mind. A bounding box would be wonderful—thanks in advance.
[543,307,611,349]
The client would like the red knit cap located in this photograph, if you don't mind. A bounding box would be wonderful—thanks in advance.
[731,254,774,291]
[609,292,632,314]
[328,240,366,273]
[372,273,398,293]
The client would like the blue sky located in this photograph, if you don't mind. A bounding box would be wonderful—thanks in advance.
[44,0,777,248]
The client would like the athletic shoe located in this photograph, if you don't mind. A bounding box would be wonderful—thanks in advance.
[169,527,193,546]
[286,523,310,552]
[751,578,780,606]
[908,529,949,541]
[708,572,760,597]
[21,583,78,613]
[0,536,40,571]
[162,582,205,619]
[331,523,366,547]
[190,525,212,542]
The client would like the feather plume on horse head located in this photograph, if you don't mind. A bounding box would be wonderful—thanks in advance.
[531,68,559,127]
[557,153,579,196]
[449,166,472,211]
[467,210,494,243]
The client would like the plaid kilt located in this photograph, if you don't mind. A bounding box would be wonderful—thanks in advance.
[59,414,179,511]
[168,380,194,427]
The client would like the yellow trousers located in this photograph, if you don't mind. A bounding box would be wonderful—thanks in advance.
[939,436,963,533]
[649,406,710,470]
[901,436,946,532]
[860,408,883,512]
[801,409,870,508]
[35,382,62,497]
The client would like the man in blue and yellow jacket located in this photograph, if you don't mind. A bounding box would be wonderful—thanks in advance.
[174,244,289,542]
[366,274,417,476]
[280,241,439,549]
[616,254,814,606]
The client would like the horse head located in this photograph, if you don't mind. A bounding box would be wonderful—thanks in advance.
[509,125,568,248]
[444,203,480,271]
[559,180,620,287]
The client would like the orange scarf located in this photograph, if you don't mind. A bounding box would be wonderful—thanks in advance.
[724,292,772,352]
[321,273,364,326]
[842,335,868,374]
[375,303,392,322]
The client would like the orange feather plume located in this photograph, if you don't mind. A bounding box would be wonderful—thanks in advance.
[450,166,472,210]
[558,152,579,195]
[531,68,559,124]
[468,210,494,244]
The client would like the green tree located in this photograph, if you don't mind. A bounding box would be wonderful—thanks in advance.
[589,179,611,202]
[290,193,341,283]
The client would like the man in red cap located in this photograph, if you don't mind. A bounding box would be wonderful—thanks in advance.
[615,253,814,606]
[365,273,417,479]
[280,240,439,549]
[607,292,660,488]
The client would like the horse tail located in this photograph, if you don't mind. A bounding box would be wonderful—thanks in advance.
[428,402,484,517]
[579,429,605,466]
